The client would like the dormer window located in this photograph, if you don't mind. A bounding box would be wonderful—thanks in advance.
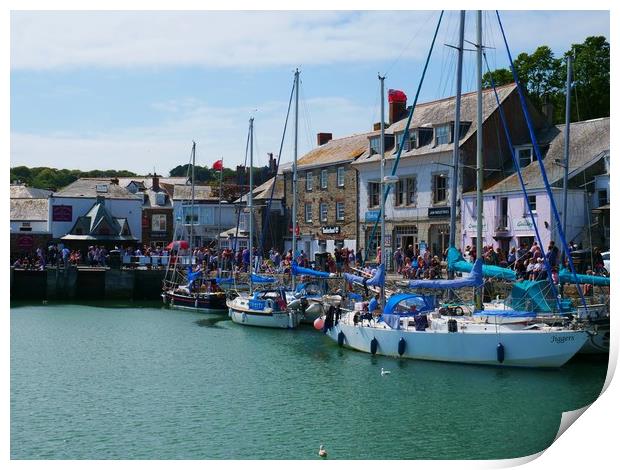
[156,193,166,206]
[369,136,381,155]
[435,124,451,146]
[515,145,536,168]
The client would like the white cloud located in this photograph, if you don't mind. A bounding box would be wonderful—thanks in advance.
[10,11,609,70]
[10,95,375,172]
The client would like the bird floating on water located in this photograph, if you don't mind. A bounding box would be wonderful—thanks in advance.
[318,444,327,458]
[381,368,391,376]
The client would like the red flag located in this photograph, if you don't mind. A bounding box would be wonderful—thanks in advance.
[212,159,223,170]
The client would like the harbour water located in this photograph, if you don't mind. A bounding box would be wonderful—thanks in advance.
[11,302,607,460]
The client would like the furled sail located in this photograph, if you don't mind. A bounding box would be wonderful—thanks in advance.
[251,273,276,283]
[291,261,335,278]
[558,268,610,286]
[344,264,385,287]
[408,259,483,289]
[446,247,516,281]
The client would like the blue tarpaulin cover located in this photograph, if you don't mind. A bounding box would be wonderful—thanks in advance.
[472,309,537,317]
[383,293,436,316]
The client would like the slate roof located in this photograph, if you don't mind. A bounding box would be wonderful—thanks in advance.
[116,176,189,188]
[355,83,517,165]
[53,178,141,200]
[10,198,49,221]
[172,184,218,201]
[288,132,374,170]
[236,175,285,204]
[10,185,52,199]
[477,117,610,194]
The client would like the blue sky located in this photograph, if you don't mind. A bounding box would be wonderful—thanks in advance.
[10,10,610,174]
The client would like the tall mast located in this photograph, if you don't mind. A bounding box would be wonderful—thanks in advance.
[217,156,224,273]
[475,10,484,310]
[449,10,466,279]
[562,55,572,262]
[292,68,300,289]
[378,74,386,306]
[249,118,254,293]
[190,141,196,260]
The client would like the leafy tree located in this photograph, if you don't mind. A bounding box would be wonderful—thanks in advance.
[482,68,513,88]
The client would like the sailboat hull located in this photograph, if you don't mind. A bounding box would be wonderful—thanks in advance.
[227,298,301,329]
[324,323,588,368]
[163,291,228,314]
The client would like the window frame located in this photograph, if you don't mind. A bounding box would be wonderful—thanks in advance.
[337,167,345,187]
[304,203,313,223]
[306,171,313,191]
[368,181,381,208]
[152,214,167,232]
[336,202,345,221]
[435,124,451,146]
[432,174,448,204]
[320,169,328,189]
[394,176,417,207]
[320,202,328,222]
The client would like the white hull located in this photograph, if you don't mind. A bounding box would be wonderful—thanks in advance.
[227,297,301,329]
[324,317,588,368]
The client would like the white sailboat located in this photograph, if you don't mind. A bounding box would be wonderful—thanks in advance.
[227,78,303,328]
[321,11,588,368]
[162,141,227,313]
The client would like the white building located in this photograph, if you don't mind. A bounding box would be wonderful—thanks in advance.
[354,83,544,265]
[50,178,143,242]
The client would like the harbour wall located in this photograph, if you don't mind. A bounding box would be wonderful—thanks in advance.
[10,267,167,301]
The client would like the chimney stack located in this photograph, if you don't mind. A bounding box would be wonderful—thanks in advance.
[317,132,333,146]
[542,100,554,125]
[388,89,408,124]
[152,174,160,192]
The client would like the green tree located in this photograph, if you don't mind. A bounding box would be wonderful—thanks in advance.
[482,68,513,88]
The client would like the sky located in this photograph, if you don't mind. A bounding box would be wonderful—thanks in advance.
[9,10,610,175]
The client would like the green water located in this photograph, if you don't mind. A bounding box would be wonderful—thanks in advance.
[10,302,607,460]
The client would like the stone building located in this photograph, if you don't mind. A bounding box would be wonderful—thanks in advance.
[283,132,371,258]
[10,184,52,257]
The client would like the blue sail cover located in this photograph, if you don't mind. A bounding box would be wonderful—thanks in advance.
[215,277,235,285]
[291,261,334,278]
[559,268,610,286]
[251,273,276,283]
[186,267,201,283]
[383,293,436,315]
[472,309,536,318]
[344,264,386,287]
[408,259,483,289]
[447,247,516,281]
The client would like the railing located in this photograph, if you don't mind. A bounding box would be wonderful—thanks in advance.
[121,255,197,267]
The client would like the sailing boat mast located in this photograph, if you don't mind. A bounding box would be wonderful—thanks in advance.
[248,118,254,293]
[218,156,224,273]
[292,68,300,289]
[475,10,484,310]
[561,55,572,262]
[190,141,196,261]
[449,10,466,279]
[378,74,386,306]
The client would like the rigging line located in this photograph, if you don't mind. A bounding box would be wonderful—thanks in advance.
[232,125,251,257]
[259,78,296,256]
[363,10,445,266]
[583,171,594,270]
[384,10,440,76]
[494,13,589,311]
[299,81,314,151]
[482,51,561,312]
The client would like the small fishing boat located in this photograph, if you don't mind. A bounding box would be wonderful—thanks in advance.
[228,287,301,329]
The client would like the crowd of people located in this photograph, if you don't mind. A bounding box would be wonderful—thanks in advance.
[12,239,608,285]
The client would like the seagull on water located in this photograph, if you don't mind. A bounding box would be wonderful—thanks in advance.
[381,367,391,376]
[318,444,327,458]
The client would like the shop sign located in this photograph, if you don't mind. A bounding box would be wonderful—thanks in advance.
[466,219,487,232]
[428,206,450,218]
[365,210,380,222]
[384,234,392,248]
[419,241,427,256]
[321,226,341,235]
[17,235,34,249]
[513,217,535,232]
[52,205,72,222]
